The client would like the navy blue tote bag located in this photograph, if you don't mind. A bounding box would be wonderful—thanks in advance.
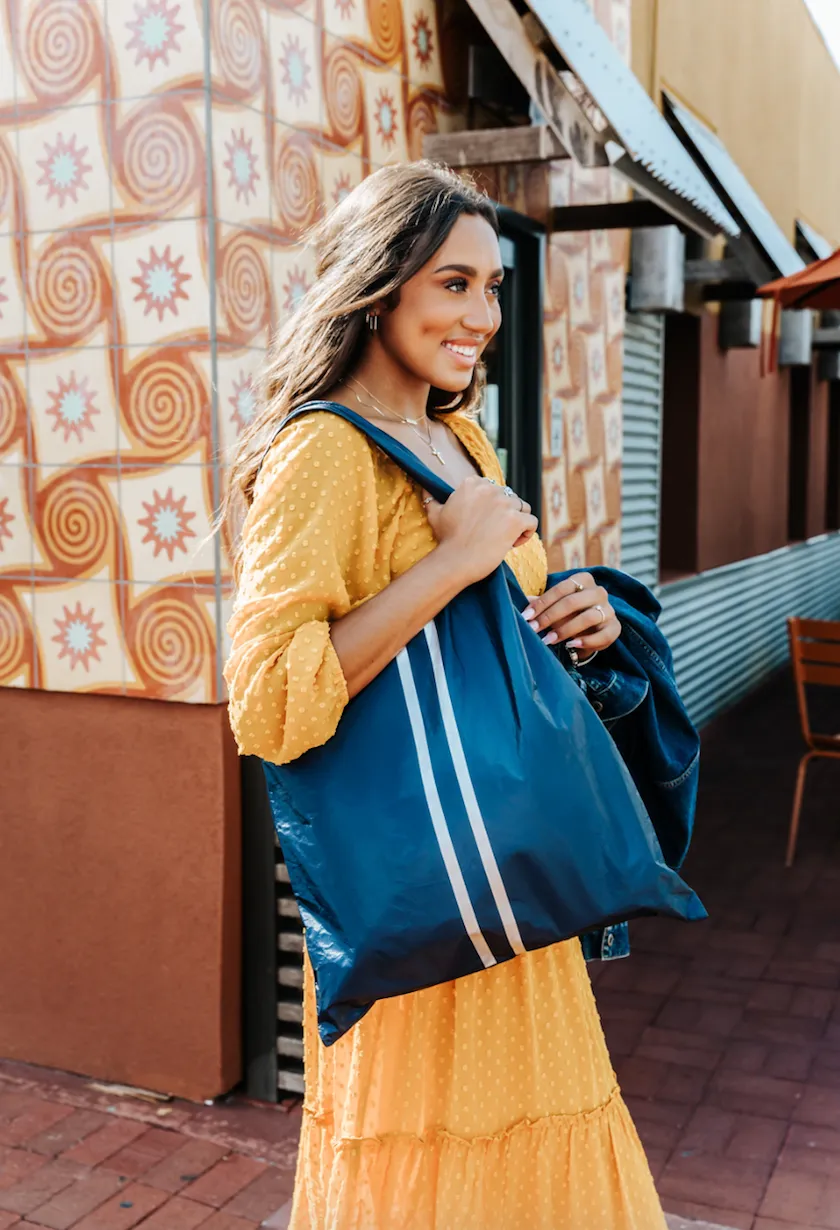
[262,402,705,1045]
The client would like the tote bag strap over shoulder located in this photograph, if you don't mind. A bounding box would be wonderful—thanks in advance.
[262,400,457,504]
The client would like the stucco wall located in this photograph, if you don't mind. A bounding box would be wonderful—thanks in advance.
[632,0,840,248]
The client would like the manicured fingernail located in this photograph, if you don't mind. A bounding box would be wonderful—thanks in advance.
[521,606,535,621]
[526,619,538,631]
[567,638,583,648]
[542,631,558,646]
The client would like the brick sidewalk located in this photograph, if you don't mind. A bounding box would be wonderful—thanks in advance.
[0,1058,301,1228]
[593,672,840,1230]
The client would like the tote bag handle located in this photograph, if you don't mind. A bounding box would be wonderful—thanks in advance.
[263,400,458,505]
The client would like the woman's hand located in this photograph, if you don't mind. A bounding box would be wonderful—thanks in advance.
[425,476,538,587]
[523,572,621,656]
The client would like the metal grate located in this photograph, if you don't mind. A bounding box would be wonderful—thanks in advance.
[275,842,305,1095]
[621,312,664,588]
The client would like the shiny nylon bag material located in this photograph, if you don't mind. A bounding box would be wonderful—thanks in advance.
[262,403,706,1045]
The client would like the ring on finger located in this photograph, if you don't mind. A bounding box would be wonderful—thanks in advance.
[573,580,585,593]
[594,603,606,628]
[502,485,516,499]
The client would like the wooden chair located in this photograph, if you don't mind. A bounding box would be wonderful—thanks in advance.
[786,617,840,866]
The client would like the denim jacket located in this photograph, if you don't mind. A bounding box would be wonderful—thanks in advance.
[545,569,701,963]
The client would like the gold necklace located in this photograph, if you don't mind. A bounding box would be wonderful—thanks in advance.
[347,378,446,466]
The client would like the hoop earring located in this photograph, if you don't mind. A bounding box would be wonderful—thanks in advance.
[366,312,378,332]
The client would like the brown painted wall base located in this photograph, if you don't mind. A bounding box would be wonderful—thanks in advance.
[0,689,242,1102]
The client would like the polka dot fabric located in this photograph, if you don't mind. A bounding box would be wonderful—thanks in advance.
[225,410,666,1230]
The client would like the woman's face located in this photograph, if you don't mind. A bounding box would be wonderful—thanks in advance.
[378,213,503,392]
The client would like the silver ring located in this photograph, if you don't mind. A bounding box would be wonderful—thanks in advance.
[518,497,525,512]
[503,485,516,499]
[422,496,433,507]
[594,604,605,628]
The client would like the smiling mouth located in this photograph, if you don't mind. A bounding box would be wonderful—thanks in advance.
[442,341,479,362]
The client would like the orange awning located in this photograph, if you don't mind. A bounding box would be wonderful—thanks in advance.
[758,249,840,310]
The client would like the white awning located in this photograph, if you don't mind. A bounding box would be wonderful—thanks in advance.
[664,93,803,280]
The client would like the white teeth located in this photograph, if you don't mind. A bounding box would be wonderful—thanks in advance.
[444,343,477,358]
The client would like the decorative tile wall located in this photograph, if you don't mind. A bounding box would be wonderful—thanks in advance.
[0,0,626,699]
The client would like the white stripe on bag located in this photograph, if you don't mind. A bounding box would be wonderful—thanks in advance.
[423,621,526,957]
[396,648,497,970]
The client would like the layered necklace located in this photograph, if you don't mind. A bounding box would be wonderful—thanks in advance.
[347,375,446,465]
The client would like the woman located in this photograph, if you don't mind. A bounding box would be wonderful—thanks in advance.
[224,163,667,1229]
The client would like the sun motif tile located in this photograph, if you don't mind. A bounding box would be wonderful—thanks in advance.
[211,347,264,459]
[321,0,371,46]
[117,343,213,465]
[14,0,107,110]
[32,464,120,582]
[542,457,570,545]
[122,577,217,701]
[111,92,206,223]
[27,575,125,693]
[602,395,622,468]
[600,521,621,570]
[25,227,112,349]
[112,219,210,347]
[0,240,26,352]
[16,103,111,233]
[564,248,592,329]
[320,146,363,215]
[267,8,322,127]
[582,458,608,534]
[564,392,591,467]
[545,314,572,395]
[108,0,205,99]
[212,105,271,230]
[210,0,268,110]
[25,336,127,468]
[0,578,35,687]
[602,266,625,341]
[405,0,444,91]
[547,395,565,459]
[560,526,587,573]
[590,228,613,269]
[104,457,216,586]
[270,242,316,331]
[584,328,608,401]
[363,66,408,165]
[0,457,34,576]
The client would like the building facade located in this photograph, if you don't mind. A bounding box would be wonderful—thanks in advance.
[1,0,839,1100]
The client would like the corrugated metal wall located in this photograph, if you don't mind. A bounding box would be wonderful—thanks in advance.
[621,314,664,588]
[659,536,840,728]
[620,311,840,729]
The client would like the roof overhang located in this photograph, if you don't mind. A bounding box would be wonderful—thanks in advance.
[796,219,835,263]
[663,93,804,283]
[424,0,738,240]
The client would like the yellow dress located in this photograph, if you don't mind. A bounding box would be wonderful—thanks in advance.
[225,409,666,1230]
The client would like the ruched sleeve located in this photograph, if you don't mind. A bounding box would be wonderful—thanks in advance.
[224,413,379,765]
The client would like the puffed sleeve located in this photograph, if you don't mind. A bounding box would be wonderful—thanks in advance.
[224,413,378,765]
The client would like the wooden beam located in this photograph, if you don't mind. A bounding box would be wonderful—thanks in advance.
[550,200,676,232]
[423,125,567,167]
[461,0,607,169]
[684,257,752,285]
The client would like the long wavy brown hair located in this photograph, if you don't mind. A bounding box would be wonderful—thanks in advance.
[224,161,499,529]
